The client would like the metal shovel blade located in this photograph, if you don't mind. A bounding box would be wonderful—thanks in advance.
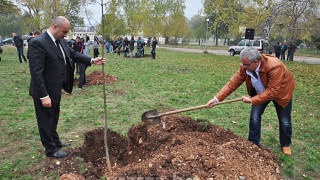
[141,109,162,125]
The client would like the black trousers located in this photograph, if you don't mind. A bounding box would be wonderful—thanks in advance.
[33,97,62,155]
[78,63,87,88]
[94,48,99,58]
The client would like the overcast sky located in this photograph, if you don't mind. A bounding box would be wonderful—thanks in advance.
[185,0,204,20]
[84,0,204,26]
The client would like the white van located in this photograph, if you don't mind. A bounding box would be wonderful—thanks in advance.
[228,39,270,56]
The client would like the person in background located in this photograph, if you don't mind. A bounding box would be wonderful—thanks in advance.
[207,47,295,156]
[123,37,129,57]
[80,37,84,48]
[27,32,34,44]
[274,42,281,59]
[129,36,135,58]
[151,36,158,59]
[136,37,142,58]
[27,30,41,59]
[93,36,99,58]
[73,37,84,76]
[106,41,110,54]
[77,35,91,91]
[110,40,113,53]
[28,16,105,158]
[12,32,27,63]
[113,38,117,54]
[280,42,287,60]
[141,40,146,57]
[116,37,122,56]
[287,41,296,61]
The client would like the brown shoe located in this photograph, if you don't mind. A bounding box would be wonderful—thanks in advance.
[283,147,292,156]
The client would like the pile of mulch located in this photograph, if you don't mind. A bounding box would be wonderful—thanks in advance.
[74,71,117,86]
[35,115,281,179]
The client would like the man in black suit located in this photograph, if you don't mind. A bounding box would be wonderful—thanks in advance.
[28,16,105,158]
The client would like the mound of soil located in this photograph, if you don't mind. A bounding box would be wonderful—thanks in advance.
[37,115,280,179]
[82,71,117,85]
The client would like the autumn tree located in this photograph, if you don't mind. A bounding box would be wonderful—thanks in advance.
[98,0,128,40]
[188,15,207,45]
[204,0,242,46]
[162,0,186,44]
[142,0,168,41]
[16,0,85,32]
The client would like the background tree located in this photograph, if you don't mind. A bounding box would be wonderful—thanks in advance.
[0,14,24,37]
[0,0,18,19]
[188,15,206,45]
[142,0,168,43]
[122,0,146,36]
[204,0,242,46]
[99,0,127,40]
[162,0,186,44]
[16,0,85,32]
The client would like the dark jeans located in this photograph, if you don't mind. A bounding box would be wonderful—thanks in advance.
[94,48,99,58]
[151,47,156,59]
[287,51,294,61]
[17,47,27,62]
[280,51,286,60]
[248,98,292,147]
[137,47,141,57]
[78,63,87,88]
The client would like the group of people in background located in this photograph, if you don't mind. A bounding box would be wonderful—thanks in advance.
[68,35,100,91]
[105,36,158,59]
[274,41,297,61]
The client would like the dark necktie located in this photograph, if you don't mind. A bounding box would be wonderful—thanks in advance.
[55,40,60,49]
[253,71,258,79]
[55,40,66,64]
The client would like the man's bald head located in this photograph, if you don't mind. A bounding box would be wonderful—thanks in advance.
[48,16,70,40]
[50,16,69,27]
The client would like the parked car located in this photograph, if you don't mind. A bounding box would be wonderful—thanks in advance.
[228,39,271,56]
[141,37,148,44]
[3,37,13,45]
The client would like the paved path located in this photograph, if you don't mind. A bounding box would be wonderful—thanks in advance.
[159,46,320,65]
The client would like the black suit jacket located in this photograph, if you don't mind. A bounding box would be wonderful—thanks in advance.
[29,31,91,103]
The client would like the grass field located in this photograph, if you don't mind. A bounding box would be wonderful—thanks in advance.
[0,45,319,179]
[160,44,320,58]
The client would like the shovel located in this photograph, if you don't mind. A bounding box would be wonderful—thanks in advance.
[141,97,243,125]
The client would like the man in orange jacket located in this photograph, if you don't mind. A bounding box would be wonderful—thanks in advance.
[207,47,295,156]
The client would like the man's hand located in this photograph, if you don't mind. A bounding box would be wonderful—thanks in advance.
[207,98,218,108]
[93,57,105,65]
[242,96,251,103]
[41,97,52,107]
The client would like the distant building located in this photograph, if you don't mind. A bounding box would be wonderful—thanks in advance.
[68,26,96,40]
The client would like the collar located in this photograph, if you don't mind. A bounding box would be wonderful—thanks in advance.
[246,61,261,76]
[47,29,57,44]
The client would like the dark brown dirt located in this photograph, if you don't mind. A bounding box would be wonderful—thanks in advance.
[75,71,118,86]
[31,115,281,179]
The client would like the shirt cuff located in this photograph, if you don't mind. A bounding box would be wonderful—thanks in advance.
[214,96,220,103]
[40,95,49,100]
[90,58,95,64]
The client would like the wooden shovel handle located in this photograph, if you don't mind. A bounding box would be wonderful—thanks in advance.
[159,97,243,117]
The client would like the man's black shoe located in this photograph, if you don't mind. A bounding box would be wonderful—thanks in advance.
[56,142,71,148]
[46,151,68,158]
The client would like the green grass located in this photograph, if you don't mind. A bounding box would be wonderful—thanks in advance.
[160,43,320,58]
[0,45,319,179]
[295,48,320,58]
